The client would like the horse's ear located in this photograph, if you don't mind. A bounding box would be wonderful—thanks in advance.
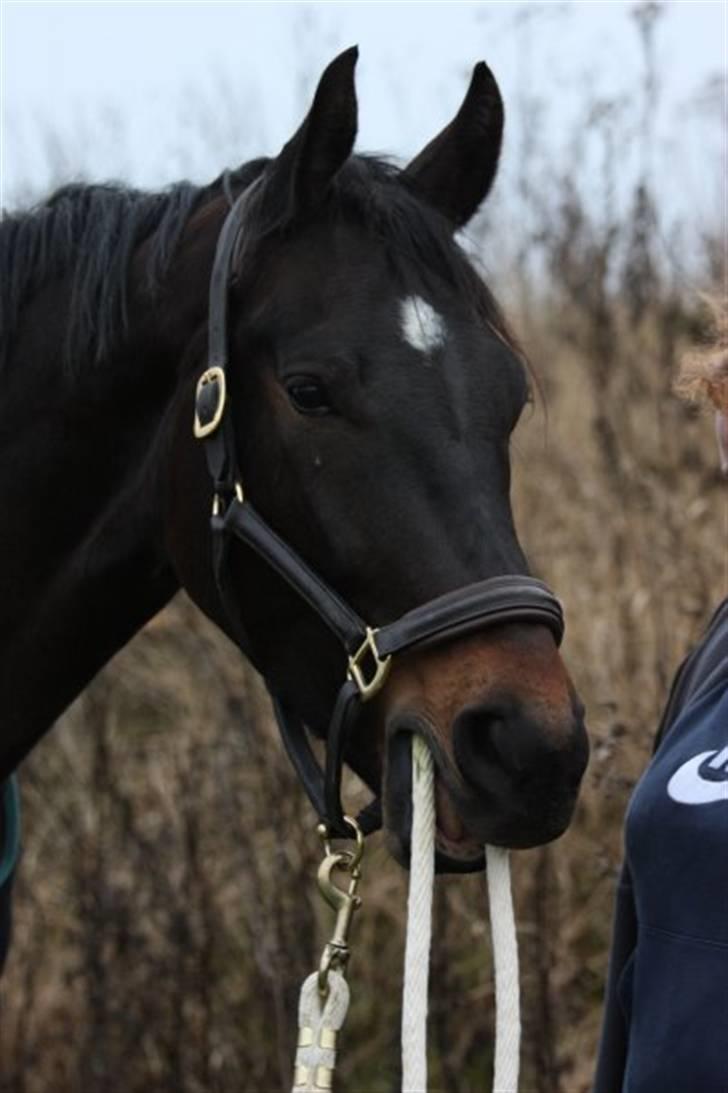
[265,46,358,217]
[402,62,504,228]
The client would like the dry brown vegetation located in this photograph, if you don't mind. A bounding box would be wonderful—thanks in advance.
[2,9,725,1092]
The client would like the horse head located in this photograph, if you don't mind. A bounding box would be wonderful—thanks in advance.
[164,48,588,871]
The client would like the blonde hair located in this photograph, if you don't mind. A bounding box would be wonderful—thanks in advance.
[675,296,728,412]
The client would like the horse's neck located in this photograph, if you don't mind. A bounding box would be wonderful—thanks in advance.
[0,294,182,779]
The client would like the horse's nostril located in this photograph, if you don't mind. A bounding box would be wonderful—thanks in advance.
[455,705,510,791]
[453,702,554,793]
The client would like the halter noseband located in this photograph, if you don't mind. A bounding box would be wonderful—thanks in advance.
[194,181,565,838]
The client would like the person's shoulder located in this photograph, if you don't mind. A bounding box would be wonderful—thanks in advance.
[653,597,728,752]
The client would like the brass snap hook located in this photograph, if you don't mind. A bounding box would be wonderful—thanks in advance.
[315,817,365,997]
[317,814,364,868]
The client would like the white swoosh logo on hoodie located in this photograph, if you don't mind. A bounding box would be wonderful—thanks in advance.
[667,747,728,805]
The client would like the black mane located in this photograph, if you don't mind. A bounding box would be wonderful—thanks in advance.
[0,155,513,374]
[0,180,203,370]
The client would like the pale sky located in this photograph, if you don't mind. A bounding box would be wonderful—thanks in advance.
[1,1,725,243]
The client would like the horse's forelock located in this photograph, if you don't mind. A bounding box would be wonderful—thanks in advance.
[230,154,522,361]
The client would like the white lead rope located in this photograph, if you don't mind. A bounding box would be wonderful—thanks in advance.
[402,736,521,1093]
[401,735,436,1092]
[292,971,350,1091]
[485,844,521,1093]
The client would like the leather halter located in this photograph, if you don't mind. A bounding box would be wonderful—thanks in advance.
[194,181,566,838]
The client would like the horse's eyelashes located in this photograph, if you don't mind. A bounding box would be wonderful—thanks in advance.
[285,376,332,416]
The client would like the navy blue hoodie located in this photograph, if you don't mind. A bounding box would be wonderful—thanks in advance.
[594,600,728,1093]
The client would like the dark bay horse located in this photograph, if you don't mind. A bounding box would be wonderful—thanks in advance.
[0,49,588,972]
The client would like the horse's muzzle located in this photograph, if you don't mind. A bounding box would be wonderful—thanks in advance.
[451,696,589,846]
[381,668,588,872]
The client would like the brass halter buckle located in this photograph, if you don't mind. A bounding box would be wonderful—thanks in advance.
[193,366,227,439]
[347,627,392,701]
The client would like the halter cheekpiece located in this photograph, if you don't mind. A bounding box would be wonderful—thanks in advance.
[194,180,566,838]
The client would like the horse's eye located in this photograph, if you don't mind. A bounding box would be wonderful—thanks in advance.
[285,377,331,415]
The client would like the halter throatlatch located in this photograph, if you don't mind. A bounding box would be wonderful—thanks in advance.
[195,180,566,838]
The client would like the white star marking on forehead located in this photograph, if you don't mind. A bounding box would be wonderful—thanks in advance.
[400,295,447,356]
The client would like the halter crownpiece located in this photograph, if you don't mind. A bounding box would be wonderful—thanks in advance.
[195,179,566,837]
